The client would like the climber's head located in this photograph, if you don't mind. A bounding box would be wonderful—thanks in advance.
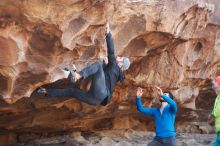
[215,76,220,86]
[116,56,130,71]
[212,76,220,93]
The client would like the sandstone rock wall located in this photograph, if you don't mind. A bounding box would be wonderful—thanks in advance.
[0,0,219,145]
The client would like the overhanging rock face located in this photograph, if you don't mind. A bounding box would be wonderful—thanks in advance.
[0,0,219,144]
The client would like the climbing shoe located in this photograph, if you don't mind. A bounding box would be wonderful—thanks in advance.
[37,87,47,94]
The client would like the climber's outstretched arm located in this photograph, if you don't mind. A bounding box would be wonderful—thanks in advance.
[105,23,116,64]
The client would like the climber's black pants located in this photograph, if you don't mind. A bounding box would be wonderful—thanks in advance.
[148,136,177,146]
[47,62,108,105]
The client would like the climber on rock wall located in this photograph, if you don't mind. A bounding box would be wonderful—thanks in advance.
[209,76,220,146]
[135,86,178,146]
[37,23,130,106]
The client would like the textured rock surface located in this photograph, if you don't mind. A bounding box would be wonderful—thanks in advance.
[9,131,217,146]
[0,0,220,145]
